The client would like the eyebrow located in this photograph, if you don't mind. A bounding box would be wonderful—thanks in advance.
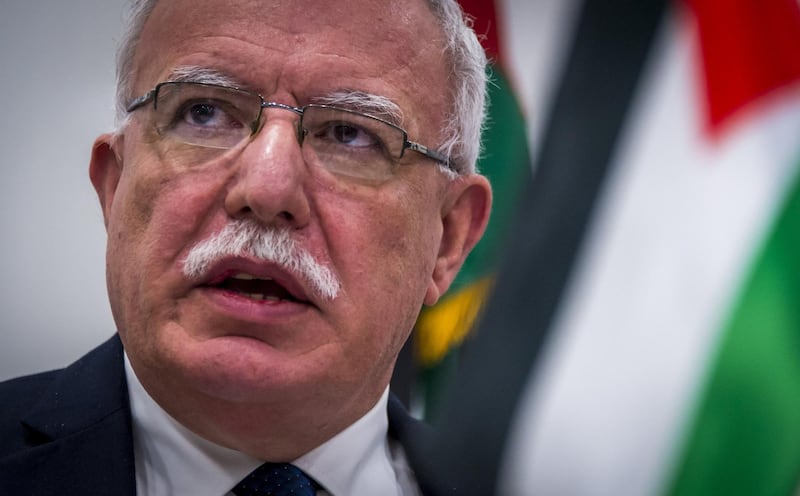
[312,90,405,127]
[166,65,247,88]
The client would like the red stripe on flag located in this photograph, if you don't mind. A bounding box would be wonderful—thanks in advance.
[686,0,800,137]
[458,0,503,64]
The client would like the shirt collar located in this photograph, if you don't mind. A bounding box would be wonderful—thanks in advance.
[125,353,402,496]
[294,388,399,495]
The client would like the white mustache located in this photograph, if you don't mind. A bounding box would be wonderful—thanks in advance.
[182,219,340,300]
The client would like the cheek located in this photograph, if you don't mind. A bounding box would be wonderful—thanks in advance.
[363,207,442,364]
[106,164,177,284]
[110,156,228,262]
[377,184,444,281]
[104,156,228,331]
[381,212,440,285]
[324,185,443,323]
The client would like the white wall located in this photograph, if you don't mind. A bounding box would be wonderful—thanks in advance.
[0,0,127,380]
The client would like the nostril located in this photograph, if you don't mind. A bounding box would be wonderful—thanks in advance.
[278,211,294,221]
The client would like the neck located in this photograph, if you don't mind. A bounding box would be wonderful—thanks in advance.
[126,355,391,460]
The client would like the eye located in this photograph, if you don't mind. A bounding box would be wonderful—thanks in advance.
[316,121,380,148]
[177,100,244,130]
[186,103,218,125]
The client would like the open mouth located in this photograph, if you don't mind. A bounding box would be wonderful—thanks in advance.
[208,273,302,303]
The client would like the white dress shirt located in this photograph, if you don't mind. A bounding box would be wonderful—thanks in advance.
[125,354,420,495]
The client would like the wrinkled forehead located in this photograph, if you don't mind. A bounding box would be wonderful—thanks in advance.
[141,0,437,46]
[130,0,451,128]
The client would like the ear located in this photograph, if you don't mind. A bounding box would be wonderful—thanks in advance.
[424,174,492,305]
[89,133,123,229]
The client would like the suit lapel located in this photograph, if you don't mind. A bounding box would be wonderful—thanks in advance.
[387,394,448,495]
[4,336,136,495]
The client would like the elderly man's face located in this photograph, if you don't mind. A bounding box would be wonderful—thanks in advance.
[90,0,489,456]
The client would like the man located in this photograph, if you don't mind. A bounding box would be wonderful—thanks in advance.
[0,0,491,494]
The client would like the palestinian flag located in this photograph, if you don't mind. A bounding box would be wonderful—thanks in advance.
[411,0,800,494]
[412,0,531,417]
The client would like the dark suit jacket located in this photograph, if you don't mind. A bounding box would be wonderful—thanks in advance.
[0,335,436,495]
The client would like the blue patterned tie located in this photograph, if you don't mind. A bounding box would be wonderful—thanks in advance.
[232,463,317,496]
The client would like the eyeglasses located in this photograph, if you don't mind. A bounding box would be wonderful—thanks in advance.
[125,81,452,182]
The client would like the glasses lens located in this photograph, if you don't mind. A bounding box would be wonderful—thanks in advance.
[153,82,261,150]
[301,106,406,181]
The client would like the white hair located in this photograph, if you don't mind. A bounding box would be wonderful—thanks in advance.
[315,90,404,125]
[114,0,488,174]
[183,219,341,301]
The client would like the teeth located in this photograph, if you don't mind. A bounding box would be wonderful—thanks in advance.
[223,274,282,302]
[241,293,281,302]
[232,273,264,281]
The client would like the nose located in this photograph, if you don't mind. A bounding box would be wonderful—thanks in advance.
[223,113,311,228]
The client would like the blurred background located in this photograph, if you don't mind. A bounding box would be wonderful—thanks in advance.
[0,0,125,379]
[2,0,799,495]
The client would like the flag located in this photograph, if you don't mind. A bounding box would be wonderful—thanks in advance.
[507,0,800,494]
[410,0,800,494]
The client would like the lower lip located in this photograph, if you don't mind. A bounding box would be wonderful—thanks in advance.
[196,286,312,322]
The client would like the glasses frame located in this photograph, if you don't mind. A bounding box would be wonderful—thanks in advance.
[126,81,452,169]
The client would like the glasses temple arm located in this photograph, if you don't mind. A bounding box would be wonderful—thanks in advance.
[126,90,157,113]
[406,141,451,168]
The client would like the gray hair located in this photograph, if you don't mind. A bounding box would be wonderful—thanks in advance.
[114,0,488,174]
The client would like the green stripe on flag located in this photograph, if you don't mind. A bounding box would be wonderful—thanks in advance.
[667,155,800,495]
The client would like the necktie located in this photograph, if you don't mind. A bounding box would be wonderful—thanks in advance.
[232,463,317,496]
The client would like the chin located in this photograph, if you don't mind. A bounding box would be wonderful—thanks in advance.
[168,335,331,404]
